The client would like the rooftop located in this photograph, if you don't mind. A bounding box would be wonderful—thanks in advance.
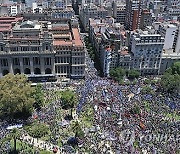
[13,20,41,30]
[53,28,83,47]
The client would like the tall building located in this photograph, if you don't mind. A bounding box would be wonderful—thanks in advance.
[125,0,143,30]
[140,9,153,30]
[158,23,177,52]
[89,17,128,76]
[159,22,180,74]
[113,2,126,25]
[130,30,164,75]
[79,4,109,31]
[167,0,180,20]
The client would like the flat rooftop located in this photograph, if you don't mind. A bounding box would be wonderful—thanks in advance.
[53,28,83,47]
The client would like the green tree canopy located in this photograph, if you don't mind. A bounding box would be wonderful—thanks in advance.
[0,74,35,119]
[127,69,140,80]
[171,61,180,75]
[160,73,180,93]
[141,85,153,94]
[33,84,44,110]
[25,122,49,139]
[71,121,84,138]
[131,104,141,114]
[61,90,77,110]
[160,61,180,93]
[110,67,126,82]
[61,90,77,118]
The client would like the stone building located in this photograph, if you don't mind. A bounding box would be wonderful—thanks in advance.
[0,19,85,80]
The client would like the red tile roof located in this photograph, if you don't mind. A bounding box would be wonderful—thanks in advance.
[72,28,83,46]
[53,40,72,46]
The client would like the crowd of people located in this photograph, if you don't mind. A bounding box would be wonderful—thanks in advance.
[0,44,179,154]
[74,52,180,153]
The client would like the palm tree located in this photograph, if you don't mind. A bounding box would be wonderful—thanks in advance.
[71,121,81,138]
[9,128,20,154]
[71,121,84,139]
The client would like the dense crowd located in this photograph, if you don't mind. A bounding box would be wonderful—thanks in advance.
[0,47,179,154]
[74,53,180,153]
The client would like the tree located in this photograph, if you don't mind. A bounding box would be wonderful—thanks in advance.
[141,86,153,94]
[33,84,44,110]
[71,121,84,138]
[25,122,49,139]
[110,67,125,82]
[160,73,180,93]
[61,90,77,118]
[0,74,35,119]
[160,62,180,93]
[127,69,140,80]
[171,61,180,75]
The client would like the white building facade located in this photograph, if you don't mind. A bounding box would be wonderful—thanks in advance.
[130,31,164,75]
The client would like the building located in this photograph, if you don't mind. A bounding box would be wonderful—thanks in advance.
[130,30,164,75]
[140,9,153,30]
[89,17,115,58]
[159,22,180,74]
[125,0,143,30]
[100,27,122,76]
[89,17,127,76]
[0,19,85,79]
[0,16,23,36]
[113,2,126,25]
[79,4,109,31]
[158,23,177,52]
[0,1,25,16]
[167,0,180,20]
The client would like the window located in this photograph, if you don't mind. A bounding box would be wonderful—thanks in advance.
[33,57,40,65]
[13,58,20,65]
[32,47,38,51]
[46,45,49,50]
[1,59,8,67]
[23,58,30,65]
[10,47,17,51]
[44,58,51,65]
[22,47,29,51]
[0,46,3,51]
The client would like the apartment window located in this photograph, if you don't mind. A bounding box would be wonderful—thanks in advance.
[13,58,20,66]
[1,59,8,67]
[23,58,30,65]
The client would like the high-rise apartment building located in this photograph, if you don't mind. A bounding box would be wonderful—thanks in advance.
[79,4,109,31]
[113,2,126,25]
[125,0,143,30]
[140,9,153,30]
